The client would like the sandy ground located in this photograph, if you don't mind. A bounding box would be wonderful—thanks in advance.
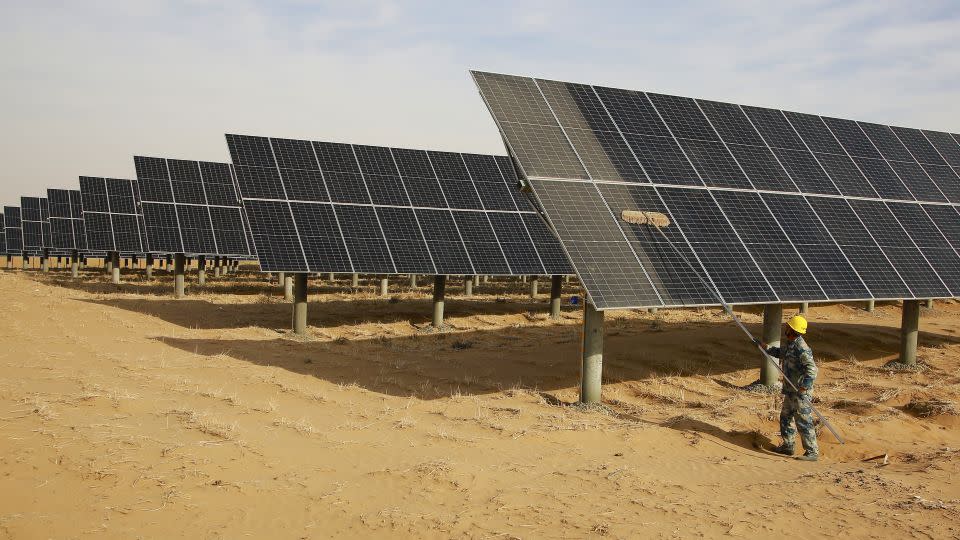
[0,260,958,539]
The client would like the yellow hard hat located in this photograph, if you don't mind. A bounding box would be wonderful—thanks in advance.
[786,315,807,334]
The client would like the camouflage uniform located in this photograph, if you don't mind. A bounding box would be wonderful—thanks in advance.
[767,336,818,455]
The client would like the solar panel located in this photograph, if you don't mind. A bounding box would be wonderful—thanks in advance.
[19,197,51,255]
[3,207,23,255]
[227,134,572,275]
[47,189,88,252]
[0,212,5,255]
[133,157,254,258]
[79,177,147,254]
[472,71,960,309]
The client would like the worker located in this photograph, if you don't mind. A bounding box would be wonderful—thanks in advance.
[758,315,819,461]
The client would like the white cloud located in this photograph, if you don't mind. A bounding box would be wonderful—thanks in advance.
[0,0,958,205]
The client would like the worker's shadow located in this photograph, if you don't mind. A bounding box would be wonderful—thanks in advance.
[608,403,775,454]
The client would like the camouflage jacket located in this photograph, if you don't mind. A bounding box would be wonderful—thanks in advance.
[766,336,816,395]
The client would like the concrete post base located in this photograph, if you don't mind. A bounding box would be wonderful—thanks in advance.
[647,307,658,314]
[145,254,154,280]
[379,277,389,297]
[432,275,446,328]
[410,274,417,288]
[174,253,186,298]
[866,299,875,312]
[284,274,294,301]
[277,272,285,286]
[529,277,538,298]
[900,300,920,366]
[328,272,335,282]
[550,275,562,319]
[351,273,359,288]
[111,252,121,285]
[760,304,783,388]
[580,301,604,404]
[925,299,933,309]
[293,273,308,334]
[799,302,809,315]
[464,276,473,297]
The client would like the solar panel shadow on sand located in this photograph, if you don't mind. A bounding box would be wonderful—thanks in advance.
[472,71,960,402]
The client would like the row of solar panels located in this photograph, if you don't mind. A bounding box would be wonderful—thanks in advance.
[1,148,572,277]
[2,169,256,260]
[472,71,960,308]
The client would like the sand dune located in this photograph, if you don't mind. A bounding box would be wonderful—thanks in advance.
[0,265,958,538]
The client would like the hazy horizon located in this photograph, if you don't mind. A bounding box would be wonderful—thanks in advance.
[2,0,959,206]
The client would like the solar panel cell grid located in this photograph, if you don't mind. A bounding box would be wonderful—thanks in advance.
[473,71,960,307]
[230,134,571,276]
[135,157,254,257]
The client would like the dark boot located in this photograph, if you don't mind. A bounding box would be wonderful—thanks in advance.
[771,443,794,456]
[796,451,819,462]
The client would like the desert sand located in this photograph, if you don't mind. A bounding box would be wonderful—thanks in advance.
[0,261,958,539]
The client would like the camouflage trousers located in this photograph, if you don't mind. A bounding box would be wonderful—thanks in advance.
[780,392,819,455]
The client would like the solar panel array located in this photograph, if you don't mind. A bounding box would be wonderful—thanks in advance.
[79,177,147,254]
[226,134,571,275]
[472,71,960,309]
[133,157,254,258]
[47,189,88,252]
[0,212,5,255]
[3,207,22,255]
[20,197,51,255]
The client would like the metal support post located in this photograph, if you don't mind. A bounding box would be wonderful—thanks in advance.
[284,274,294,301]
[111,252,120,284]
[174,253,186,298]
[145,254,154,280]
[432,275,446,328]
[760,304,783,388]
[293,273,308,334]
[580,301,604,404]
[865,299,875,312]
[799,302,808,315]
[70,250,79,278]
[900,300,920,367]
[550,275,562,319]
[197,256,206,286]
[464,275,473,297]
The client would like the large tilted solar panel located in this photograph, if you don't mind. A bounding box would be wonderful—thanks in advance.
[79,177,147,254]
[0,212,5,254]
[3,207,22,255]
[133,156,254,258]
[47,189,88,252]
[226,134,571,275]
[472,71,960,309]
[20,197,51,255]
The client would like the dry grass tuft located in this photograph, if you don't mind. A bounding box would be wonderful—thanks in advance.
[904,399,957,418]
[166,408,238,439]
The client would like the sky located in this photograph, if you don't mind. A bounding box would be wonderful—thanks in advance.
[1,0,959,205]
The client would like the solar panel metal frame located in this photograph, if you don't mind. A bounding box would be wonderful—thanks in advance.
[472,71,960,309]
[227,134,572,275]
[133,156,255,258]
[78,177,148,254]
[3,207,23,255]
[47,188,88,252]
[19,197,52,256]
